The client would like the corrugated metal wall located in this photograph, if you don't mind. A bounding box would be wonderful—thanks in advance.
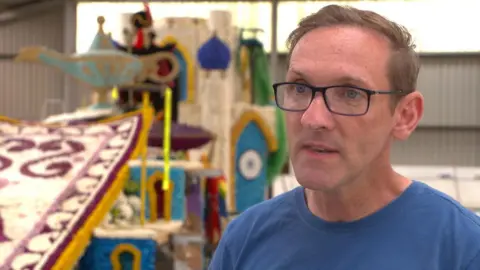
[0,9,65,120]
[393,55,479,167]
[417,55,480,127]
[392,128,478,166]
[276,55,479,167]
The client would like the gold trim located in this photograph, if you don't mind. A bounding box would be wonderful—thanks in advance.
[140,92,151,225]
[147,171,162,221]
[110,243,142,270]
[50,109,153,270]
[239,46,252,103]
[0,108,148,127]
[229,110,278,213]
[164,180,174,221]
[147,171,175,221]
[158,36,196,103]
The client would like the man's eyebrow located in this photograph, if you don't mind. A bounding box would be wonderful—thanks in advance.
[334,76,370,87]
[286,68,369,87]
[286,68,306,80]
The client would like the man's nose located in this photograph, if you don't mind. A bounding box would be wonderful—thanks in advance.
[300,95,335,130]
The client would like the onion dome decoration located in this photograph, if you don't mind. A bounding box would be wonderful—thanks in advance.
[197,32,231,76]
[88,16,116,51]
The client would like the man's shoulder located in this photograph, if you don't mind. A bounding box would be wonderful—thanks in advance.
[415,182,480,269]
[415,181,480,233]
[223,187,299,240]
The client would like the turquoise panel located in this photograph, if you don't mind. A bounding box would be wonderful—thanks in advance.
[129,164,185,221]
[173,49,188,102]
[235,121,268,212]
[38,53,142,88]
[78,237,156,270]
[89,103,115,110]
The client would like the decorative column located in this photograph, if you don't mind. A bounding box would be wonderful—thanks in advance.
[210,10,234,210]
[197,10,234,209]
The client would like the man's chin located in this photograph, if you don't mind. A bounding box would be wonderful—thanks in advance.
[296,173,345,192]
[298,180,344,192]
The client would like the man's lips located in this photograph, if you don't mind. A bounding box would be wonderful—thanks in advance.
[301,142,338,153]
[302,150,339,163]
[299,142,340,161]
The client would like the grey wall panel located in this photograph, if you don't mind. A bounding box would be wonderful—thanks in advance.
[392,128,479,166]
[0,10,64,120]
[418,56,480,127]
[275,54,479,166]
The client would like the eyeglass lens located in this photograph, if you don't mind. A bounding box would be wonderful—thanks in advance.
[275,84,369,115]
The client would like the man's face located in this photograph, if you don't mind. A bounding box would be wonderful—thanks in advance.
[286,26,417,191]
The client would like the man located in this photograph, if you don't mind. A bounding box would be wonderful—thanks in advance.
[209,5,480,270]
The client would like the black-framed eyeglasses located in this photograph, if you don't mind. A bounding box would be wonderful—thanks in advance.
[273,82,404,116]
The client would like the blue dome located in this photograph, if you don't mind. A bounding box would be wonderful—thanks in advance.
[197,34,231,70]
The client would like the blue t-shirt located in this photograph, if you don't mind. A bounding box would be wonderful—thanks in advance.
[209,181,480,270]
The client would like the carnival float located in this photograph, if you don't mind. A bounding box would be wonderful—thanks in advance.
[0,2,287,269]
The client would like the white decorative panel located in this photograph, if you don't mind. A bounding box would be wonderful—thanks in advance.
[458,182,480,209]
[456,167,480,180]
[393,165,458,200]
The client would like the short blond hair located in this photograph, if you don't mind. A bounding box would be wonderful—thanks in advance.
[287,5,420,95]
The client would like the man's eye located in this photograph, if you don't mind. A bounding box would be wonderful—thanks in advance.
[345,89,360,99]
[295,86,307,93]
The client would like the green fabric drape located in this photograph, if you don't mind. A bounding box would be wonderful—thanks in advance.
[240,38,288,186]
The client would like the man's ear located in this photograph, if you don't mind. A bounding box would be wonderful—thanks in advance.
[392,91,424,141]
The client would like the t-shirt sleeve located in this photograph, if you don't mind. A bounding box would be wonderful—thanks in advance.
[208,236,235,270]
[209,219,240,270]
[466,250,480,270]
[209,211,253,269]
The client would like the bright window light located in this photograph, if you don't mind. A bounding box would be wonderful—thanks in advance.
[277,0,480,53]
[77,1,480,54]
[76,2,272,53]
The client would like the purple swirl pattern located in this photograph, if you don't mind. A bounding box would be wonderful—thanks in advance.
[0,114,143,269]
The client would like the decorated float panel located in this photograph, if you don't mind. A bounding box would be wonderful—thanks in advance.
[128,160,188,222]
[111,3,190,121]
[8,1,289,267]
[0,110,150,270]
[231,110,278,213]
[159,35,195,103]
[79,229,157,270]
[172,9,287,216]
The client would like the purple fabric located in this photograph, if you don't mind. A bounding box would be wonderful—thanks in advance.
[148,121,214,150]
[186,180,202,217]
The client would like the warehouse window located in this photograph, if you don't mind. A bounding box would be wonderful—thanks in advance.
[277,0,480,53]
[76,2,272,53]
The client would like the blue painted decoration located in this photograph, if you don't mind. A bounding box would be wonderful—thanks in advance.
[78,237,156,270]
[129,163,186,221]
[197,34,231,70]
[173,49,188,101]
[235,122,268,212]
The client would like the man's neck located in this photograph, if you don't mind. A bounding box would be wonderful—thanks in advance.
[304,165,411,222]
